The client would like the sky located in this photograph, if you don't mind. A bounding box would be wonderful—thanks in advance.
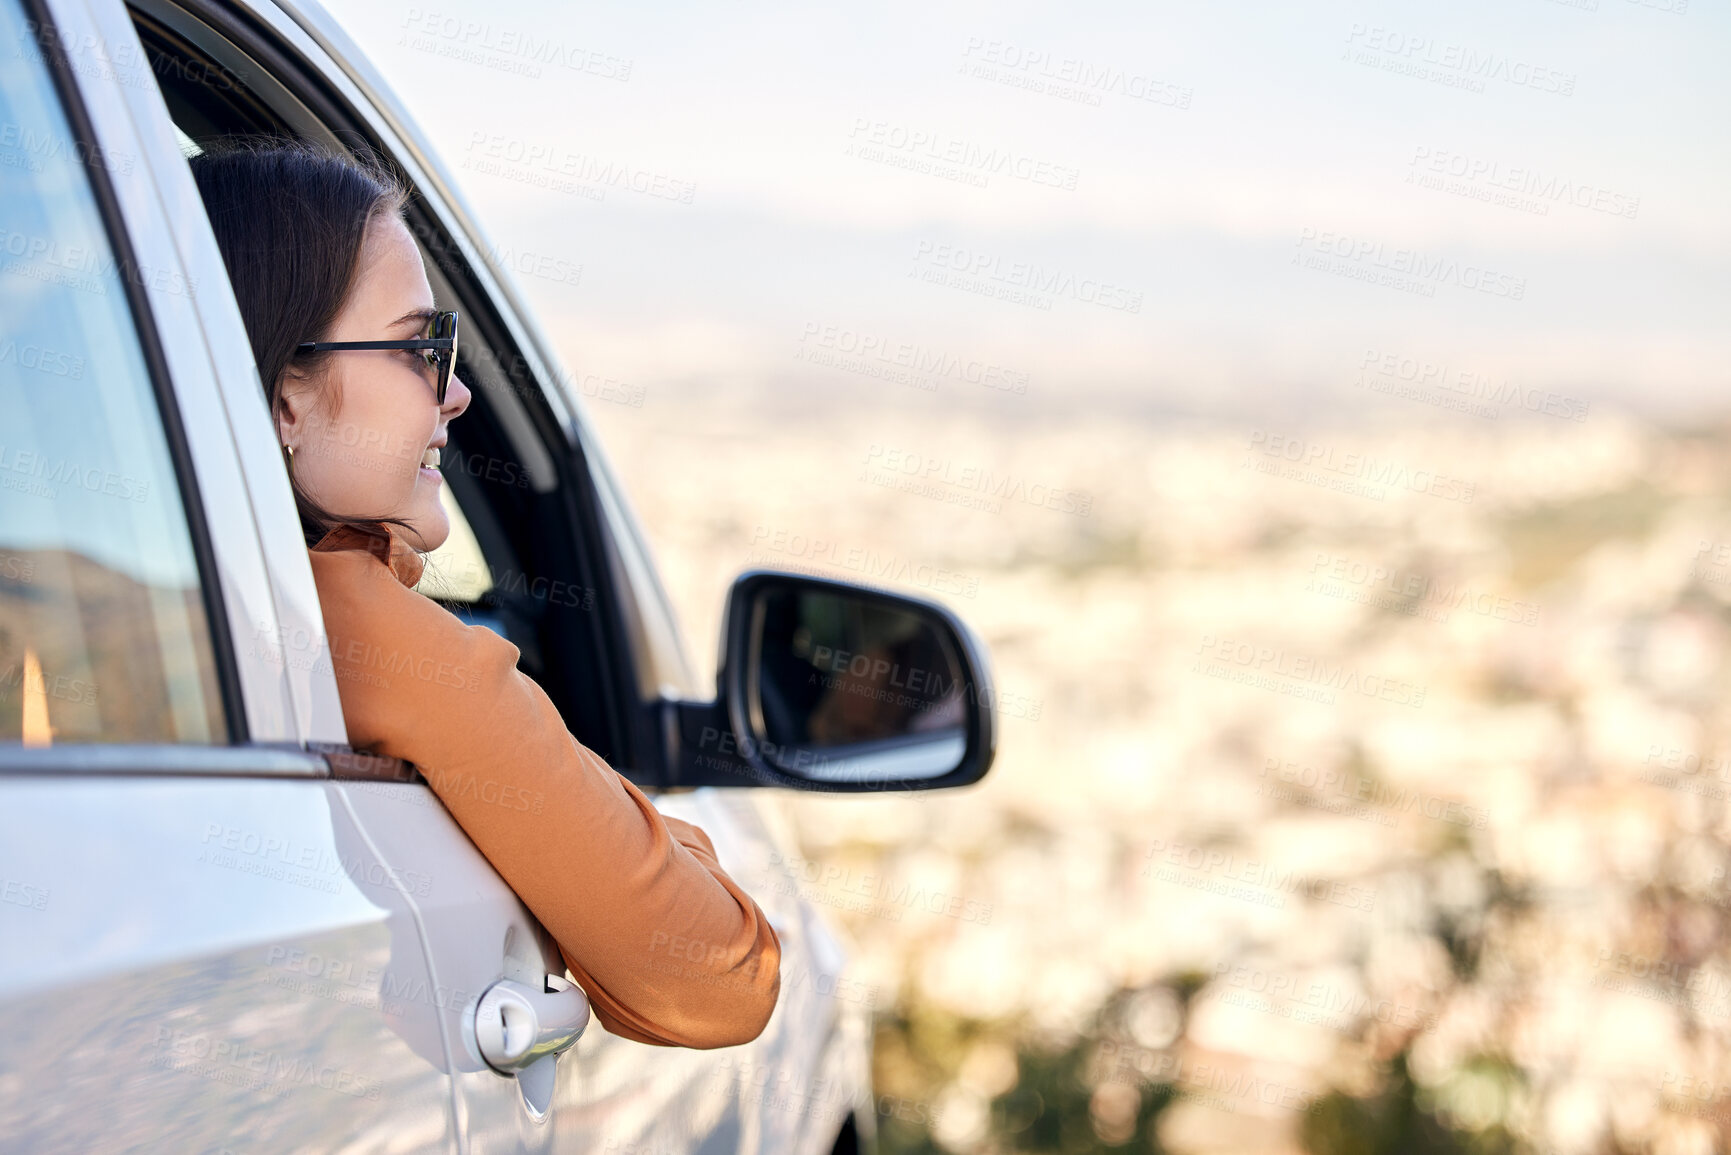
[322,0,1731,424]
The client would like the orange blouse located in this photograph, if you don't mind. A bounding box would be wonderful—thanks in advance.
[306,525,780,1049]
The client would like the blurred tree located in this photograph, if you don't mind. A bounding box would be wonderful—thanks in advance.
[1301,1054,1523,1155]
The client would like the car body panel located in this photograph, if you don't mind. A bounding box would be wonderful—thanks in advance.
[334,778,574,1155]
[0,776,454,1152]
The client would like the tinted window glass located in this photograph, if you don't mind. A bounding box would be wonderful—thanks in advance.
[0,0,225,745]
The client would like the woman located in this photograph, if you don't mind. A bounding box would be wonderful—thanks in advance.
[189,141,780,1049]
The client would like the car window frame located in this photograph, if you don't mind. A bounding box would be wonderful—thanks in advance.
[122,0,676,778]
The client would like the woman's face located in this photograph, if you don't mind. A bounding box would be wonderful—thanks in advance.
[275,213,471,552]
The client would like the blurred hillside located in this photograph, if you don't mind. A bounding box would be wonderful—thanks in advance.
[587,392,1731,1155]
[0,549,221,745]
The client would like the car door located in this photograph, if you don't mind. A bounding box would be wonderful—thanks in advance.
[0,0,456,1150]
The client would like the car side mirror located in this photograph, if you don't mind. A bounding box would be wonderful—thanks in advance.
[669,572,997,792]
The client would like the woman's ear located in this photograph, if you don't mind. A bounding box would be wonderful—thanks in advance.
[274,371,315,451]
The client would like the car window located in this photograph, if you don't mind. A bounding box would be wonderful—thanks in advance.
[416,485,496,605]
[129,3,632,767]
[0,0,225,746]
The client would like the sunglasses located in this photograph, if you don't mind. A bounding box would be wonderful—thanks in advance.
[296,309,459,404]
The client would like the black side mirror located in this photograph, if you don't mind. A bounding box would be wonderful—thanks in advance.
[669,572,997,792]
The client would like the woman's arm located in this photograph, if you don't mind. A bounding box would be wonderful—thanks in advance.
[307,544,781,1049]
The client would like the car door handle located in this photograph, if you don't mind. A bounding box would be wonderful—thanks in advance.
[474,976,590,1073]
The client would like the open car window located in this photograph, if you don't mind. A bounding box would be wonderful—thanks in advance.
[129,0,631,766]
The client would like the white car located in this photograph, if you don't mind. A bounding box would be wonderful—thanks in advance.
[0,0,998,1150]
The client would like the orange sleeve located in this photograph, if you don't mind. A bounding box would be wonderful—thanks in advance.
[307,545,781,1049]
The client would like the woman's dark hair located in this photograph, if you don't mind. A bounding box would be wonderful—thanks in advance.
[188,138,416,547]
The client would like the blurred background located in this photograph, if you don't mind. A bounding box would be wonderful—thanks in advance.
[328,1,1731,1151]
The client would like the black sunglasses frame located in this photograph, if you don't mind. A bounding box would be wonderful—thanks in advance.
[296,310,459,404]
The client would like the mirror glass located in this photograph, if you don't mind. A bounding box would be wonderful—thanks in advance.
[750,587,969,783]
